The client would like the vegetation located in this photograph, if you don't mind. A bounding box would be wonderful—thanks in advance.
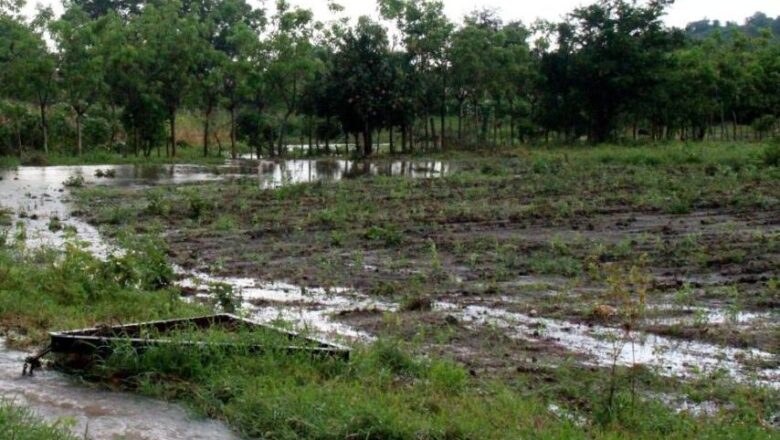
[1,0,778,438]
[0,403,78,440]
[0,238,775,439]
[2,0,780,160]
[0,142,777,437]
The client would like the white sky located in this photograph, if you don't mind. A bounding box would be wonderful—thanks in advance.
[280,0,780,28]
[22,0,780,29]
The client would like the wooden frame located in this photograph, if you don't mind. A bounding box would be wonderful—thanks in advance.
[49,313,351,360]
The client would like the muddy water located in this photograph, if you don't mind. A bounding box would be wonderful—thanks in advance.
[0,340,240,440]
[435,301,780,389]
[180,271,396,340]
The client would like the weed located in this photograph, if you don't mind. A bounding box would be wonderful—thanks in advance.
[364,225,403,247]
[212,214,238,231]
[94,168,117,178]
[47,216,62,232]
[63,174,85,188]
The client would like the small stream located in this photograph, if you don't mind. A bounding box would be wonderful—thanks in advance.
[0,341,239,440]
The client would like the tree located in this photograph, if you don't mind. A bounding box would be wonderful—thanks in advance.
[327,17,393,156]
[380,0,453,150]
[265,0,321,156]
[561,0,679,142]
[52,6,105,155]
[135,0,202,157]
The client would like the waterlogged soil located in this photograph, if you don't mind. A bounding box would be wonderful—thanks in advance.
[69,154,780,389]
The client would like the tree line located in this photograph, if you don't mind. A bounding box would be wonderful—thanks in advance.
[1,0,779,158]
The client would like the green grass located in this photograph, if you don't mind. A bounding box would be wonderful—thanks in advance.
[0,236,202,348]
[0,403,78,440]
[91,336,777,440]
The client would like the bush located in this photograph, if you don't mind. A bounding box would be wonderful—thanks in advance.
[763,143,780,167]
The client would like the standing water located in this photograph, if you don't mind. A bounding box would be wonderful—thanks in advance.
[0,159,451,438]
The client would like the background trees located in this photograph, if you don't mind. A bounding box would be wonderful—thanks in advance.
[1,0,779,159]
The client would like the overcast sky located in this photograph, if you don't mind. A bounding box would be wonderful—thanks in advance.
[274,0,780,28]
[23,0,780,28]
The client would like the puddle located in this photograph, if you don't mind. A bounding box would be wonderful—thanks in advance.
[648,392,731,418]
[646,304,775,327]
[179,271,396,340]
[0,340,239,440]
[249,159,453,188]
[0,160,452,253]
[436,301,779,389]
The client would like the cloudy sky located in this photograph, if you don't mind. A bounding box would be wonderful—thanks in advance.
[23,0,780,28]
[284,0,780,28]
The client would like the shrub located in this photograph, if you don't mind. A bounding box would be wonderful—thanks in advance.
[63,174,85,188]
[763,143,780,167]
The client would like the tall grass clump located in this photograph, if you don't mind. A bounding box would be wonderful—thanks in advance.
[0,239,201,348]
[0,402,78,440]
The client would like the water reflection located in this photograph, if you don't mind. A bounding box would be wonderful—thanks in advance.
[0,159,452,253]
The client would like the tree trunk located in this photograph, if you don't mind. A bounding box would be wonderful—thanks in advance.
[277,112,292,157]
[363,128,373,157]
[401,124,407,153]
[203,102,213,157]
[230,105,237,159]
[170,112,177,157]
[510,114,515,147]
[76,114,83,156]
[457,99,464,143]
[39,104,48,155]
[423,116,430,151]
[389,127,395,154]
[430,117,437,150]
[440,72,446,150]
[16,126,22,158]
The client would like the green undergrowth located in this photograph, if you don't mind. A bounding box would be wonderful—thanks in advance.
[0,236,203,348]
[0,402,78,440]
[90,337,777,440]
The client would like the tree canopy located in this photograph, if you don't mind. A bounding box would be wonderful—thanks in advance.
[1,0,779,158]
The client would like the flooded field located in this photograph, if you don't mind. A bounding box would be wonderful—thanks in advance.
[0,158,453,438]
[0,148,778,437]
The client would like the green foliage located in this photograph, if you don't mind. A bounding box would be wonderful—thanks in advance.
[0,243,199,348]
[763,143,780,167]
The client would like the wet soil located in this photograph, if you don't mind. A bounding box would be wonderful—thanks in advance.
[71,158,779,385]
